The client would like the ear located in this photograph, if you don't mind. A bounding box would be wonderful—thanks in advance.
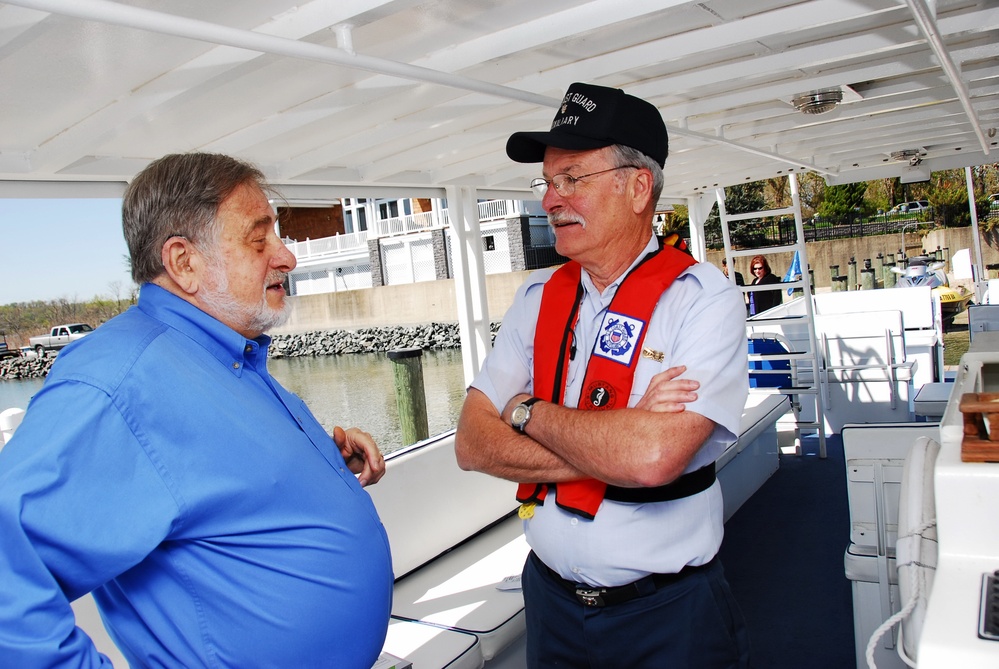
[629,168,654,215]
[160,236,202,296]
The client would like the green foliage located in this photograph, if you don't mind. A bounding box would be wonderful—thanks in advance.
[705,182,768,247]
[817,183,872,218]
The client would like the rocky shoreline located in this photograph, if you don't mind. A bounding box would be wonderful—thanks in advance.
[0,322,501,381]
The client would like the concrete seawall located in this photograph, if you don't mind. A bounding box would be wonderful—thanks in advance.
[272,227,999,334]
[273,270,533,334]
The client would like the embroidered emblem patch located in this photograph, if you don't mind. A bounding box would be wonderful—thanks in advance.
[594,311,645,366]
[585,381,616,410]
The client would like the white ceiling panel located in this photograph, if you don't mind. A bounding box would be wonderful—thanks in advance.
[0,0,995,202]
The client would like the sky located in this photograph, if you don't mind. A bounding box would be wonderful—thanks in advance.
[0,198,133,305]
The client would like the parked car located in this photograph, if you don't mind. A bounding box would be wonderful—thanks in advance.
[28,323,94,356]
[889,200,930,214]
[989,193,999,209]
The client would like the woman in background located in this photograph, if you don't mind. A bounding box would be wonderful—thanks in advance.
[748,254,782,316]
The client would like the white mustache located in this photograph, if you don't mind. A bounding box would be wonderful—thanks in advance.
[548,211,586,229]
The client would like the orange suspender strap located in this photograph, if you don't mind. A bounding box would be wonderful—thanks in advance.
[515,262,583,508]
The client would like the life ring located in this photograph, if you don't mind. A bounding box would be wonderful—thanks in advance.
[865,435,939,668]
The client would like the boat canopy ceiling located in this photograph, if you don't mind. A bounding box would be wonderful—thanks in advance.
[1,0,997,203]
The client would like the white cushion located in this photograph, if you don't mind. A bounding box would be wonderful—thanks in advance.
[381,618,483,669]
[390,515,530,660]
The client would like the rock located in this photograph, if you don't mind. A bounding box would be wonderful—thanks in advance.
[0,321,503,379]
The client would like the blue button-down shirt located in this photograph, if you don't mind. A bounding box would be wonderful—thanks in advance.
[0,284,393,668]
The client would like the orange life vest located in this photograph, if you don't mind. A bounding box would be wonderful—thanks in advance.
[516,241,714,519]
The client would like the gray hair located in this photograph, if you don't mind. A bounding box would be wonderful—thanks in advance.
[609,144,664,204]
[122,153,268,284]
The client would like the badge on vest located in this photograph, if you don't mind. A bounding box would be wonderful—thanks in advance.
[594,311,645,366]
[584,381,617,410]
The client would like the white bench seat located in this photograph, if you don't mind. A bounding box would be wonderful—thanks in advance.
[717,392,790,521]
[390,514,530,661]
[381,618,483,669]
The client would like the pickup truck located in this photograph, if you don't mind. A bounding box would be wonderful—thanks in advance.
[29,323,94,355]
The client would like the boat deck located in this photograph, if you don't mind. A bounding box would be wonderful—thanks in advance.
[720,433,855,668]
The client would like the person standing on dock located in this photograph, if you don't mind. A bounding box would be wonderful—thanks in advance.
[456,82,750,668]
[0,153,393,667]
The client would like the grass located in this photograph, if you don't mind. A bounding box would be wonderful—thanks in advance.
[944,328,970,366]
[943,309,970,367]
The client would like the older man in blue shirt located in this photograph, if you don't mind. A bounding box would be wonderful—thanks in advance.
[0,153,393,667]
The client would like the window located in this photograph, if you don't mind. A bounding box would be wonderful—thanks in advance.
[484,235,495,252]
[342,198,368,233]
[378,200,399,220]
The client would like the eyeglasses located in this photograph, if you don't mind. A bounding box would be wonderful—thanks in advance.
[752,265,764,271]
[530,165,638,198]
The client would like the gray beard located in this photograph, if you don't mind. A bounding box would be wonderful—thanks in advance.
[198,252,291,336]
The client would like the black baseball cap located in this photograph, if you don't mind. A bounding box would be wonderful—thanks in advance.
[506,82,668,167]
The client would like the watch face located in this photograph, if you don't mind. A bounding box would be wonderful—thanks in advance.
[512,405,529,426]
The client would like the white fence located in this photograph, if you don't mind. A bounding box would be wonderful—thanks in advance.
[284,230,370,259]
[372,210,447,238]
[290,262,373,296]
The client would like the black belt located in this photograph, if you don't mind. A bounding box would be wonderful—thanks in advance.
[603,462,715,504]
[532,551,713,608]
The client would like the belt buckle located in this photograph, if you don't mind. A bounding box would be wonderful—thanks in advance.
[575,587,606,607]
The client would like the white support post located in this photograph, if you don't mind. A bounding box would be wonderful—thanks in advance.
[685,193,714,262]
[447,185,492,386]
[965,166,987,302]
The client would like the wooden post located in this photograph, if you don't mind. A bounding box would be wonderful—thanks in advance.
[388,348,429,445]
[883,256,897,288]
[860,268,875,290]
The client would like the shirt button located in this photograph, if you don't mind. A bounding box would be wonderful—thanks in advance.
[232,362,240,369]
[571,567,580,574]
[245,345,252,353]
[570,517,578,526]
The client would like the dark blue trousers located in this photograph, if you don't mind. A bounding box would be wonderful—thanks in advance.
[523,551,751,668]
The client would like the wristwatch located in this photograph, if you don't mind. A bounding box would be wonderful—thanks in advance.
[511,397,541,433]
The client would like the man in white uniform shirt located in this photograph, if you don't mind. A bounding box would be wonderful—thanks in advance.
[455,82,750,668]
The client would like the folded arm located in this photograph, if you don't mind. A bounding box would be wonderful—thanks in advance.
[455,366,709,488]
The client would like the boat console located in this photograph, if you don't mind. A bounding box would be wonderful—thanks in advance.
[918,339,999,666]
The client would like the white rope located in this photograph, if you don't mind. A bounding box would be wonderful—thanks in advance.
[864,519,936,669]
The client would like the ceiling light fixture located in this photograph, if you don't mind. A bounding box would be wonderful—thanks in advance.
[791,88,844,115]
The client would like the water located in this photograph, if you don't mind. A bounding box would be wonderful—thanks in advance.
[269,349,468,454]
[0,377,44,413]
[1,351,468,455]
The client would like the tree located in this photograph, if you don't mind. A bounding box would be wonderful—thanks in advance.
[817,182,871,218]
[705,182,767,248]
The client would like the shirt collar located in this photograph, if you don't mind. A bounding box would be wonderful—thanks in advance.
[136,283,270,376]
[579,234,658,302]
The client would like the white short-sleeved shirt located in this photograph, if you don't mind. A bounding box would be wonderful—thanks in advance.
[470,236,749,587]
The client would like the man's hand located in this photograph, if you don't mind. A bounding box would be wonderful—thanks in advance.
[333,426,385,487]
[634,365,699,413]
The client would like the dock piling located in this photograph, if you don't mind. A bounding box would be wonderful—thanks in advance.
[388,347,430,445]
